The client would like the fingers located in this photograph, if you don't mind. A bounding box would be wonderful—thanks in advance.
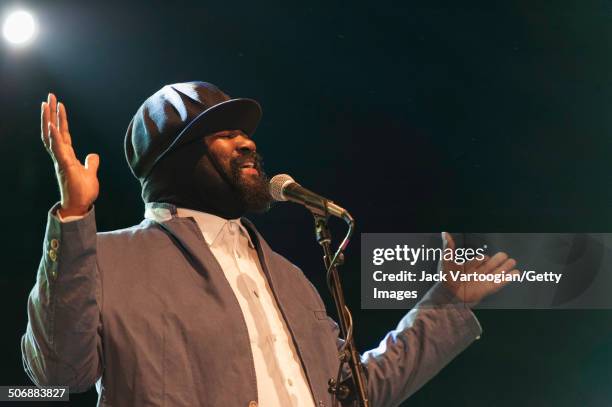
[479,252,518,280]
[480,252,508,273]
[58,102,72,145]
[41,102,50,150]
[84,153,100,174]
[42,92,73,153]
[464,255,488,271]
[42,92,58,152]
[48,93,57,127]
[474,255,491,268]
[443,232,455,251]
[496,257,517,274]
[48,122,74,168]
[48,122,64,163]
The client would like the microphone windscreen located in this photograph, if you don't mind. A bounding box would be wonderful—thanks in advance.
[269,174,295,202]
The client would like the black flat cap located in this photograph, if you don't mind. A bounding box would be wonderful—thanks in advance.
[125,81,262,181]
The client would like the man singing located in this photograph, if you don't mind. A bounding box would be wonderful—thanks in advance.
[22,82,516,406]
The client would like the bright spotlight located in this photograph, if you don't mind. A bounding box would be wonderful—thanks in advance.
[3,10,36,45]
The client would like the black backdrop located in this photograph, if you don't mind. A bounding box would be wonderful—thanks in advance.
[1,1,611,405]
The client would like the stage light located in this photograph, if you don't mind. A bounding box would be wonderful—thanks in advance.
[3,10,36,45]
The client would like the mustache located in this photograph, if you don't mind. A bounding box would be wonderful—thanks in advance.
[231,151,266,173]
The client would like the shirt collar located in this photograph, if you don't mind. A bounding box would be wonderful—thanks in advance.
[144,203,254,248]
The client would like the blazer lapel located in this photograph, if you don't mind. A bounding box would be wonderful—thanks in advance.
[240,218,325,401]
[151,216,229,301]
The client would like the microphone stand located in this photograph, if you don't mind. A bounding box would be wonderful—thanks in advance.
[311,207,370,407]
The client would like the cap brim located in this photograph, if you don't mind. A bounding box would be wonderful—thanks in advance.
[175,98,262,148]
[144,98,262,179]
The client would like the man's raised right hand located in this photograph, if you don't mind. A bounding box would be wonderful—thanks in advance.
[41,93,100,218]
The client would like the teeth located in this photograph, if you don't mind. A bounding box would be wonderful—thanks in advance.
[242,163,255,168]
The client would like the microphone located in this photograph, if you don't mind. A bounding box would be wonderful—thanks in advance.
[269,174,353,223]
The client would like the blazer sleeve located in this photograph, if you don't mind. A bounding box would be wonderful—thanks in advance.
[21,203,103,393]
[329,283,482,407]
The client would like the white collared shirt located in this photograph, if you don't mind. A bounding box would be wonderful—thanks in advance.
[145,206,316,407]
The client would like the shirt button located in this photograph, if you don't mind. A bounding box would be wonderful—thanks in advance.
[287,378,293,386]
[48,249,57,262]
[248,401,258,407]
[50,238,59,250]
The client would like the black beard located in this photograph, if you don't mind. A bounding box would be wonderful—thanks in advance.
[229,151,272,214]
[142,141,273,219]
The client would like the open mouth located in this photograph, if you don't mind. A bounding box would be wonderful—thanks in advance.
[240,161,258,174]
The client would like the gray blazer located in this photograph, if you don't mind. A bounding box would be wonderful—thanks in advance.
[21,202,482,407]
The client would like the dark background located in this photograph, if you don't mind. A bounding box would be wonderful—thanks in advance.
[2,0,611,405]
